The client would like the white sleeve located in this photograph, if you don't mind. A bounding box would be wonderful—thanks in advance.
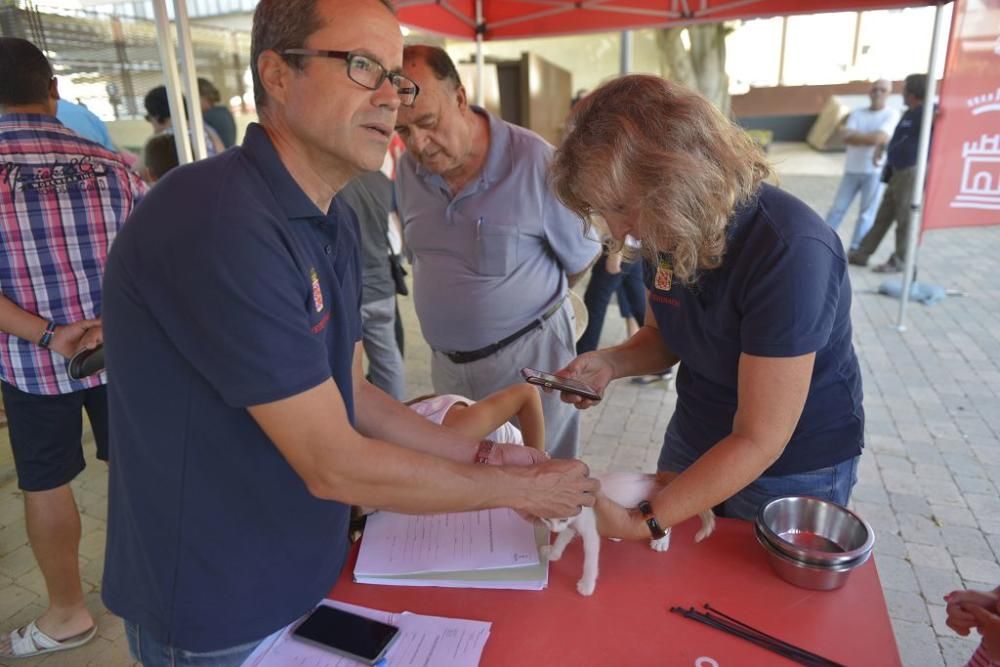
[489,421,524,445]
[845,111,863,132]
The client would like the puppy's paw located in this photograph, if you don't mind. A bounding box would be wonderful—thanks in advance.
[541,545,563,562]
[577,578,596,596]
[695,513,716,543]
[650,531,671,552]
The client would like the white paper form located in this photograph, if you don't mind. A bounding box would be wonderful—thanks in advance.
[355,508,539,576]
[242,600,491,667]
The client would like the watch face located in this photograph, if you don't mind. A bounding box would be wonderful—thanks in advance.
[638,501,666,539]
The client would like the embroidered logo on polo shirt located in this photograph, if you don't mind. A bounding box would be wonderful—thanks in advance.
[310,268,324,313]
[654,258,673,291]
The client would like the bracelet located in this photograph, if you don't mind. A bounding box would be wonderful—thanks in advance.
[474,439,496,465]
[637,500,667,540]
[38,320,57,349]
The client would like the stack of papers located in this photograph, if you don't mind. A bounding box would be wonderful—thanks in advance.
[242,600,490,667]
[354,508,549,590]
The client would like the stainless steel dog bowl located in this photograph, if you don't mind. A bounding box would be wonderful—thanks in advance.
[754,524,871,591]
[756,496,874,567]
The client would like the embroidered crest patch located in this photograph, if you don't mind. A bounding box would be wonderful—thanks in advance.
[654,258,673,291]
[310,268,324,313]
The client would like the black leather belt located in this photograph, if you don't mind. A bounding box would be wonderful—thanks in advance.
[443,298,565,364]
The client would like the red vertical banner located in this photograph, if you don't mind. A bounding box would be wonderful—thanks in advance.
[923,0,1000,229]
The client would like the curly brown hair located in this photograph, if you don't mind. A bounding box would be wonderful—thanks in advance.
[551,75,770,284]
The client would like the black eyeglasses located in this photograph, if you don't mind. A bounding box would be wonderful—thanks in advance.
[282,48,419,107]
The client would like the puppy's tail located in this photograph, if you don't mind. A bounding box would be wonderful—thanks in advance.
[694,510,716,543]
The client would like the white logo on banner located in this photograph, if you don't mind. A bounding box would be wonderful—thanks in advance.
[950,92,1000,211]
[968,88,1000,115]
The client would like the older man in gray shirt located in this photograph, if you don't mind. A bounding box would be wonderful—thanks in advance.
[394,46,599,459]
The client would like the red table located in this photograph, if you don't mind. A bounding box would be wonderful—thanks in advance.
[329,517,901,666]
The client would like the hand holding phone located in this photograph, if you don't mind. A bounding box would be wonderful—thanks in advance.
[521,367,602,402]
[292,604,400,665]
[67,344,105,380]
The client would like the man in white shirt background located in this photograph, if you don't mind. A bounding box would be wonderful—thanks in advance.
[824,79,899,251]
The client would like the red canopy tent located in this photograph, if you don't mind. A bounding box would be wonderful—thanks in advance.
[396,0,1000,330]
[396,0,944,40]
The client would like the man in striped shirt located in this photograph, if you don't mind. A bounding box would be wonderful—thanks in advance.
[0,38,145,660]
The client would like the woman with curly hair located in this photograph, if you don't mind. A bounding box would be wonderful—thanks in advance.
[550,75,864,538]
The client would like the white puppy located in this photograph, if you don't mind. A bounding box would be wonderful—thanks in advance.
[540,472,715,596]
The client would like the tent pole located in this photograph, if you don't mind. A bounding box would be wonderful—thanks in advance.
[896,2,946,332]
[173,0,208,160]
[620,30,633,74]
[475,0,484,106]
[151,0,193,165]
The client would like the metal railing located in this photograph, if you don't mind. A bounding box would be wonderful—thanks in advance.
[1,2,252,121]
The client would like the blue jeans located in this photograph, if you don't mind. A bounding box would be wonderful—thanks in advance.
[125,621,262,667]
[825,171,883,251]
[658,436,860,521]
[577,255,646,354]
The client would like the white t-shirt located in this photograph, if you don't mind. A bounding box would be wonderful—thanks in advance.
[844,107,900,174]
[408,394,524,444]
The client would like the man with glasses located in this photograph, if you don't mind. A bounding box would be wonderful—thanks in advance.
[825,79,899,252]
[393,46,600,460]
[100,1,598,664]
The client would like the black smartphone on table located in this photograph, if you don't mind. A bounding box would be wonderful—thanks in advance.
[291,604,400,665]
[521,367,602,401]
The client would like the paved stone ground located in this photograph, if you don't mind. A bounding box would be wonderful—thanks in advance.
[0,143,998,666]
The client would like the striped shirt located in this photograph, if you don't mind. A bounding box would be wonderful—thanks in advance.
[0,113,146,395]
[967,643,1000,667]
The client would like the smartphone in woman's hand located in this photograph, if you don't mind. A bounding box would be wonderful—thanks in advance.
[521,367,602,401]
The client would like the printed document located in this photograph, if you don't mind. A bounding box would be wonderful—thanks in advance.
[355,508,539,575]
[242,600,490,667]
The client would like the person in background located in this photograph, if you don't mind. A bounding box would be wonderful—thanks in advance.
[338,169,407,400]
[824,79,898,252]
[56,98,116,151]
[550,75,864,540]
[142,132,180,183]
[198,77,237,148]
[0,37,145,661]
[143,85,225,156]
[100,2,597,664]
[848,73,928,274]
[394,46,600,460]
[576,244,643,355]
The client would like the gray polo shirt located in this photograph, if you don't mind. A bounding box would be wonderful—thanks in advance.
[395,108,599,352]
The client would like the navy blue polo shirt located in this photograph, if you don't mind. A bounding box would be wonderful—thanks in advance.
[647,183,863,476]
[101,123,362,651]
[887,106,923,170]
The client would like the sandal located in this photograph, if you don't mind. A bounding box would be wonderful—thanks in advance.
[1,620,97,659]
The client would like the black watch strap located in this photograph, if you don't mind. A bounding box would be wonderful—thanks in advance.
[637,500,667,540]
[38,320,57,349]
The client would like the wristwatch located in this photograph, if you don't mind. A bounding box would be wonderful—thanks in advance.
[637,500,667,540]
[38,320,57,349]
